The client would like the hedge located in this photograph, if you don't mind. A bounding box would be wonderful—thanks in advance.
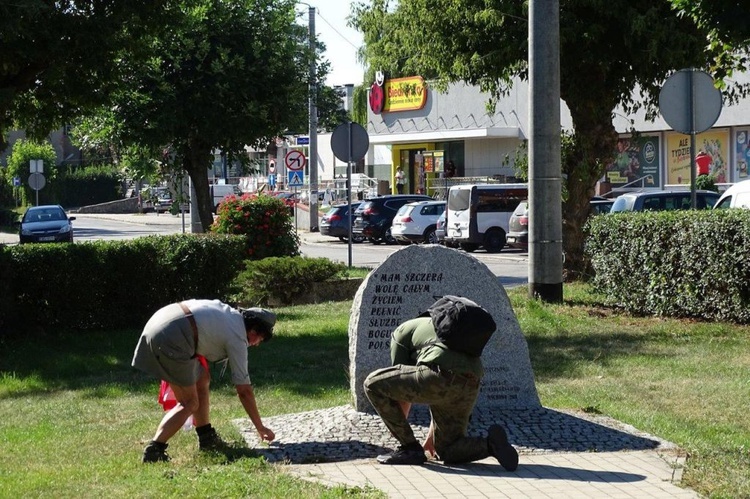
[0,233,246,335]
[585,209,750,323]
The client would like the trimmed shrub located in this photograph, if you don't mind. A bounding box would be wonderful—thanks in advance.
[586,209,750,323]
[211,193,299,260]
[56,164,122,207]
[231,256,347,306]
[0,233,246,335]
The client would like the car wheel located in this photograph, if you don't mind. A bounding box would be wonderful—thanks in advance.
[351,234,366,244]
[369,237,382,245]
[460,243,479,253]
[384,228,397,245]
[483,228,506,253]
[338,236,347,242]
[423,226,438,244]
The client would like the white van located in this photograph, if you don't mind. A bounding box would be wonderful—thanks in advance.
[211,184,242,212]
[714,179,750,209]
[444,183,528,253]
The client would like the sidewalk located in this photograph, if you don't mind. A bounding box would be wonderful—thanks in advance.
[286,450,695,499]
[238,406,699,499]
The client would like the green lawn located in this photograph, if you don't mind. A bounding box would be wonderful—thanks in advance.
[1,284,748,498]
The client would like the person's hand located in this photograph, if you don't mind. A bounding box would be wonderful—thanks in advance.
[257,425,275,442]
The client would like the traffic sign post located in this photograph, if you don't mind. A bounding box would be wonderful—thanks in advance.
[659,68,722,208]
[288,170,304,187]
[331,122,370,268]
[285,150,306,171]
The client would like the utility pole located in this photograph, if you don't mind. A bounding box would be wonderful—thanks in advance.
[307,5,319,231]
[528,0,563,302]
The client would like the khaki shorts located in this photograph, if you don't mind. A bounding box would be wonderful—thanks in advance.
[131,303,202,386]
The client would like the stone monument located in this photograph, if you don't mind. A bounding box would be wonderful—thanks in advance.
[349,244,540,412]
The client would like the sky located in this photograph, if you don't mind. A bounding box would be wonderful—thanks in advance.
[297,1,365,87]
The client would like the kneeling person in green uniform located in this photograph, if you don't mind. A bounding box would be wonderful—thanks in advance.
[364,296,519,468]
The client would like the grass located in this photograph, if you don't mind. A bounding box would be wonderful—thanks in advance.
[1,285,749,498]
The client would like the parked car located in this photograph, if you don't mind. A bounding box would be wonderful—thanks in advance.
[211,184,242,212]
[589,198,615,215]
[610,190,720,212]
[506,201,529,250]
[141,186,173,213]
[320,202,365,243]
[506,197,618,250]
[435,211,446,244]
[16,205,76,244]
[391,200,446,244]
[352,194,432,244]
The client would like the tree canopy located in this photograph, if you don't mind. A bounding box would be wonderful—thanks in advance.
[0,0,172,149]
[351,0,740,276]
[86,0,322,230]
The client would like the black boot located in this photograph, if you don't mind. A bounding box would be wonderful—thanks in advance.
[142,440,170,463]
[487,425,519,471]
[196,424,227,451]
[376,442,426,465]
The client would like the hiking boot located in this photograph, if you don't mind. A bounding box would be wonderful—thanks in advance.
[376,443,426,465]
[198,427,228,451]
[142,441,170,463]
[487,424,519,471]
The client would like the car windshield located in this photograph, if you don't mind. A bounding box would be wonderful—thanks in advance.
[27,208,65,222]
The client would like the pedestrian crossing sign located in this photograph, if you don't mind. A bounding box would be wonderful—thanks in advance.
[288,171,304,187]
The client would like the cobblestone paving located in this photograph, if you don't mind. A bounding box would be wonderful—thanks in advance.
[235,405,677,464]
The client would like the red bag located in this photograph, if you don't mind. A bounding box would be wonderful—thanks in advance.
[156,355,209,411]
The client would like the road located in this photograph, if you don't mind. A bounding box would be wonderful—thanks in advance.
[300,236,529,287]
[2,213,529,285]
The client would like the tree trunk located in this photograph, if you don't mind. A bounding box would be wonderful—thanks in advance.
[562,106,619,280]
[181,136,215,232]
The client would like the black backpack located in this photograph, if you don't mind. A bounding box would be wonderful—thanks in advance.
[418,295,497,357]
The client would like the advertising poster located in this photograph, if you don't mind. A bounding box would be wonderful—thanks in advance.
[666,130,729,184]
[605,136,661,187]
[735,129,750,180]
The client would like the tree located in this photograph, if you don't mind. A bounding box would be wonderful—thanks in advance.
[0,1,172,150]
[88,0,323,231]
[351,0,739,277]
[317,86,351,132]
[6,139,57,206]
[672,0,750,46]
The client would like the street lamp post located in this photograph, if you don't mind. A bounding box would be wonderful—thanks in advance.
[304,4,318,231]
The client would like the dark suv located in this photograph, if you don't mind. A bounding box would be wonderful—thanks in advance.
[352,194,432,244]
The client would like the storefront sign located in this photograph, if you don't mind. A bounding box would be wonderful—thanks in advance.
[605,136,661,187]
[370,76,428,114]
[666,130,728,184]
[735,129,750,180]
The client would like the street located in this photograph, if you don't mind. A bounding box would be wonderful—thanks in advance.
[2,212,530,286]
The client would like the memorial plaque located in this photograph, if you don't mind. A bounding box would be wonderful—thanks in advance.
[349,245,540,412]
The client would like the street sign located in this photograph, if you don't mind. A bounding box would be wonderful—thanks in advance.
[296,136,310,145]
[331,122,369,163]
[288,171,304,187]
[12,176,21,187]
[28,172,46,191]
[659,69,722,134]
[29,159,43,173]
[285,150,306,171]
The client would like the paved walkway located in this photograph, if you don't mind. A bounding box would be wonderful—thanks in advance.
[236,405,698,499]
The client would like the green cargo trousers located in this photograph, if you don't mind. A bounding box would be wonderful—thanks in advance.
[364,363,490,464]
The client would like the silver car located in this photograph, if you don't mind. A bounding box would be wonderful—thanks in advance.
[390,200,446,244]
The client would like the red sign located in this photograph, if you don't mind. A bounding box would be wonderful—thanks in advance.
[285,150,306,171]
